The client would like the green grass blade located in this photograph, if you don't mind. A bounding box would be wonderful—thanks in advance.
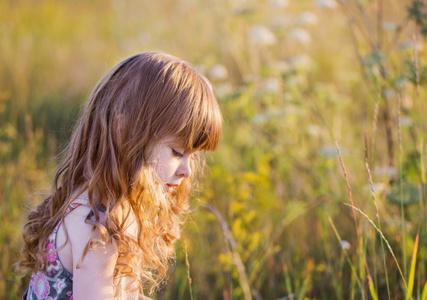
[406,234,419,300]
[284,269,293,296]
[420,281,427,300]
[344,203,407,289]
[359,236,366,297]
[368,274,378,300]
[297,267,313,300]
[327,216,364,291]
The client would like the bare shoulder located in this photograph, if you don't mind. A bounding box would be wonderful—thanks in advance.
[64,205,118,298]
[64,204,117,262]
[64,204,93,227]
[63,205,96,246]
[57,205,94,273]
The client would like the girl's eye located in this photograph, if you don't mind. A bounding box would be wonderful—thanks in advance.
[172,148,184,158]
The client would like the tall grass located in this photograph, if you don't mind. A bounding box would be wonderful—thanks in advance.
[1,0,426,299]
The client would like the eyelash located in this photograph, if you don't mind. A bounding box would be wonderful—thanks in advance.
[172,148,184,158]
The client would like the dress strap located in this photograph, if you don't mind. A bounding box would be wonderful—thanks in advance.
[64,197,90,215]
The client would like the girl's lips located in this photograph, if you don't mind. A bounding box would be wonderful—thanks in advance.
[166,184,178,193]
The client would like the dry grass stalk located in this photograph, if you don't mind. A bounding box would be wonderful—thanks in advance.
[397,93,402,154]
[412,33,426,185]
[413,34,421,105]
[343,203,407,289]
[199,201,253,300]
[364,139,392,299]
[335,141,361,242]
[373,86,380,134]
[365,160,380,221]
[327,216,364,291]
[184,240,193,300]
[335,140,368,297]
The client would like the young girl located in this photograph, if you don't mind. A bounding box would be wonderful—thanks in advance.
[16,51,222,299]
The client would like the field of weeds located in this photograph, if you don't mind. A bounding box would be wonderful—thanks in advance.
[1,0,427,299]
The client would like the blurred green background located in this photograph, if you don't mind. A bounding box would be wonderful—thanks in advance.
[1,0,427,299]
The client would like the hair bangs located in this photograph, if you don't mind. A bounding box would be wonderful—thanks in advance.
[174,75,222,152]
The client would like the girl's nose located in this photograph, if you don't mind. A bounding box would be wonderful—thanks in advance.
[176,157,192,178]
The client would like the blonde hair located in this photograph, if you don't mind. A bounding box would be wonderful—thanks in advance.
[16,52,222,293]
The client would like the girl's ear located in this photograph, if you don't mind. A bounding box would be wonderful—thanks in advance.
[113,114,125,145]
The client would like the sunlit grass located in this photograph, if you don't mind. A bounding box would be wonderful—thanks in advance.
[1,0,427,299]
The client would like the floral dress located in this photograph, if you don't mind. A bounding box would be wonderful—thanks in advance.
[23,197,140,300]
[23,198,89,300]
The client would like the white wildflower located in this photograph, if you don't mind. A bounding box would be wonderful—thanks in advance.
[268,61,291,72]
[374,183,386,193]
[398,41,423,51]
[289,54,314,71]
[243,74,259,84]
[383,22,397,31]
[289,28,312,44]
[307,124,321,137]
[383,88,396,99]
[252,113,270,124]
[285,75,303,87]
[366,183,387,194]
[260,77,281,94]
[374,166,397,177]
[398,41,412,50]
[296,11,318,26]
[400,117,413,127]
[214,83,232,98]
[252,109,293,124]
[396,77,408,88]
[320,145,342,158]
[316,0,338,9]
[269,0,289,8]
[249,25,277,46]
[209,64,228,81]
[340,240,351,250]
[194,64,207,74]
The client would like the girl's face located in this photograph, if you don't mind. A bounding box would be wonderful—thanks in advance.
[151,137,197,193]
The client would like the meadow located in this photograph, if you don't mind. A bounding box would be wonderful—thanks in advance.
[0,0,426,299]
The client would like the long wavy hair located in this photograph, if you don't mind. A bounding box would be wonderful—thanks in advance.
[16,52,222,293]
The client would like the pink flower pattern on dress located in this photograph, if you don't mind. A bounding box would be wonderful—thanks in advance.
[46,242,57,263]
[52,277,66,295]
[33,273,50,298]
[23,198,90,300]
[44,229,61,276]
